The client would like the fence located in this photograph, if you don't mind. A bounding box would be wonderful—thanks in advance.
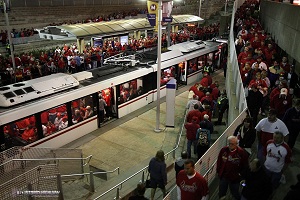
[0,164,62,200]
[10,0,140,7]
[11,35,41,45]
[0,147,84,187]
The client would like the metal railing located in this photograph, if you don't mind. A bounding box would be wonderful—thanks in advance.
[0,164,63,200]
[93,109,189,200]
[0,155,93,168]
[60,167,120,192]
[10,0,142,7]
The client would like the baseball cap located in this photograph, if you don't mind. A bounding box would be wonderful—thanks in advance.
[280,88,288,96]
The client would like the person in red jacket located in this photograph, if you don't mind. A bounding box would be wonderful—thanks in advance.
[186,104,202,123]
[184,116,200,158]
[217,136,249,200]
[270,88,292,119]
[21,125,36,142]
[176,159,209,200]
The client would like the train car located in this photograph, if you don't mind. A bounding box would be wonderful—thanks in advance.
[0,40,225,151]
[0,73,79,107]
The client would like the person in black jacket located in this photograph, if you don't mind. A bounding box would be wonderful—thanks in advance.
[216,91,229,125]
[241,158,273,200]
[233,117,256,149]
[129,183,149,200]
[284,174,300,200]
[148,150,167,200]
[246,83,263,124]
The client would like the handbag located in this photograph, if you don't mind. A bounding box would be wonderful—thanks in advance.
[145,173,152,188]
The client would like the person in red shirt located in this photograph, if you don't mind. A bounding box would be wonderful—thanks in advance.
[280,56,290,73]
[184,116,200,158]
[22,125,36,142]
[176,159,209,200]
[201,92,213,107]
[217,136,248,200]
[200,72,212,89]
[186,104,202,123]
[237,46,251,65]
[58,57,66,73]
[270,88,292,119]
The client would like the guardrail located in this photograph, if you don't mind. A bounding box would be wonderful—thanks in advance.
[93,109,189,200]
[60,167,120,192]
[0,155,93,168]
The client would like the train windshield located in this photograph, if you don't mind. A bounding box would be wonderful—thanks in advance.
[14,89,26,95]
[24,87,35,93]
[3,92,16,98]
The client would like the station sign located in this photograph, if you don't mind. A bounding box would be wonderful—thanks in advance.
[163,17,173,23]
[147,14,156,26]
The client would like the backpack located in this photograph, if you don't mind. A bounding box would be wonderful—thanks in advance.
[197,128,210,146]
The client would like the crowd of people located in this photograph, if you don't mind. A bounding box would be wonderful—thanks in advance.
[182,0,299,199]
[128,0,300,199]
[0,21,220,87]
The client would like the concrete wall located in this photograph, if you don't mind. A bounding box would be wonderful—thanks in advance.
[260,1,300,63]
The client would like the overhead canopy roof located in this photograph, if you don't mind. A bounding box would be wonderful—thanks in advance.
[55,15,204,38]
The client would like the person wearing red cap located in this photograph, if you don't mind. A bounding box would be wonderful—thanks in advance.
[184,116,200,158]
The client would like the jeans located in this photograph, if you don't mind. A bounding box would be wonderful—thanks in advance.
[264,168,282,189]
[257,143,264,165]
[241,195,247,200]
[219,177,241,200]
[187,140,197,158]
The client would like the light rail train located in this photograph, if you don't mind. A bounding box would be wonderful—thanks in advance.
[0,40,226,151]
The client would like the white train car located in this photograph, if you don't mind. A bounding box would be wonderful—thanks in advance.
[0,73,79,107]
[0,40,225,150]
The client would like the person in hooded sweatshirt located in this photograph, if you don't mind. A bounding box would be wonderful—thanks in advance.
[241,158,272,200]
[174,151,188,178]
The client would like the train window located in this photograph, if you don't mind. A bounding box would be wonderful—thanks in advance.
[161,66,175,86]
[23,87,35,93]
[187,58,199,75]
[119,79,143,104]
[14,89,26,95]
[0,86,10,91]
[71,95,94,124]
[3,115,37,146]
[3,92,16,98]
[13,83,25,87]
[41,104,68,137]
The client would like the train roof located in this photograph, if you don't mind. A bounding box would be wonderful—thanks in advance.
[0,40,223,125]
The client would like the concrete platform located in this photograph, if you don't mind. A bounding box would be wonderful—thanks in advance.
[62,69,227,200]
[60,66,300,200]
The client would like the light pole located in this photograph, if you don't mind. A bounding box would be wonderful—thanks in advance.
[154,0,163,132]
[3,0,16,83]
[198,0,202,18]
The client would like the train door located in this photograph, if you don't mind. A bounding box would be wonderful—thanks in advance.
[175,61,187,86]
[143,72,156,104]
[98,87,117,124]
